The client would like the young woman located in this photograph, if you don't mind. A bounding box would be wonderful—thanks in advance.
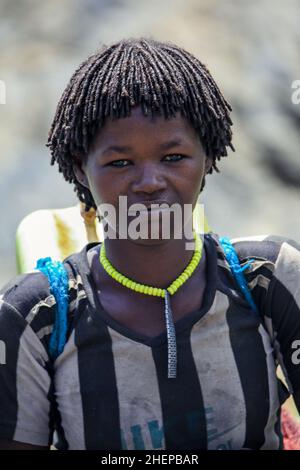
[0,37,299,450]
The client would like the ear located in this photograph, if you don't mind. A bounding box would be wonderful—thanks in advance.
[204,157,213,174]
[73,155,90,189]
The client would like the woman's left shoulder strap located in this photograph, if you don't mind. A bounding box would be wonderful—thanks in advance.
[218,236,258,314]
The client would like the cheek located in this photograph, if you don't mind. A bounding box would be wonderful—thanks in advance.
[179,159,205,200]
[86,168,128,207]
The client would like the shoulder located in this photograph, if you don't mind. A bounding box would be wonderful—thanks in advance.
[0,271,56,350]
[0,252,87,360]
[209,232,300,303]
[0,243,88,313]
[210,232,300,273]
[228,234,300,288]
[229,234,300,266]
[0,270,53,316]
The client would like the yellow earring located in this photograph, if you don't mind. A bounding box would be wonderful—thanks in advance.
[80,202,99,242]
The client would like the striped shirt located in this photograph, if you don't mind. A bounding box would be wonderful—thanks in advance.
[0,232,299,450]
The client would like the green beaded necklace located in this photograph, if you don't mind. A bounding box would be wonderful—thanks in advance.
[99,231,203,379]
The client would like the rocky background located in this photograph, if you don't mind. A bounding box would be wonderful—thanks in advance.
[0,0,299,286]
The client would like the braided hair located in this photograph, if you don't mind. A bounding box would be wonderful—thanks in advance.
[47,37,234,213]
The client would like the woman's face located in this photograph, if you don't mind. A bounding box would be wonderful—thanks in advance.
[74,105,212,241]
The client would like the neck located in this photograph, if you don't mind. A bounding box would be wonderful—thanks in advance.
[101,234,203,288]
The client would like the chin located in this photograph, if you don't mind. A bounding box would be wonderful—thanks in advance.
[102,212,186,244]
[128,237,169,247]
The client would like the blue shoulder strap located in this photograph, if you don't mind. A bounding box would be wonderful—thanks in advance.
[35,257,69,361]
[218,236,259,315]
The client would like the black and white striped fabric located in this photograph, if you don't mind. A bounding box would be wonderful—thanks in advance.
[0,232,299,450]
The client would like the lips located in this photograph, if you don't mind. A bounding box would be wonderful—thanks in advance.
[130,200,170,211]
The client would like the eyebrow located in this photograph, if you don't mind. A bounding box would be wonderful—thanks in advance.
[101,138,189,156]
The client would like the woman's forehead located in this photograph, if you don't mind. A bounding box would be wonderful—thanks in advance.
[90,105,200,148]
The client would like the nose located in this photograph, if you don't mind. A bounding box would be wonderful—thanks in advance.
[131,163,168,194]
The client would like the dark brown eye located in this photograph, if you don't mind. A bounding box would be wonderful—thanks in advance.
[109,159,131,168]
[164,154,185,162]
